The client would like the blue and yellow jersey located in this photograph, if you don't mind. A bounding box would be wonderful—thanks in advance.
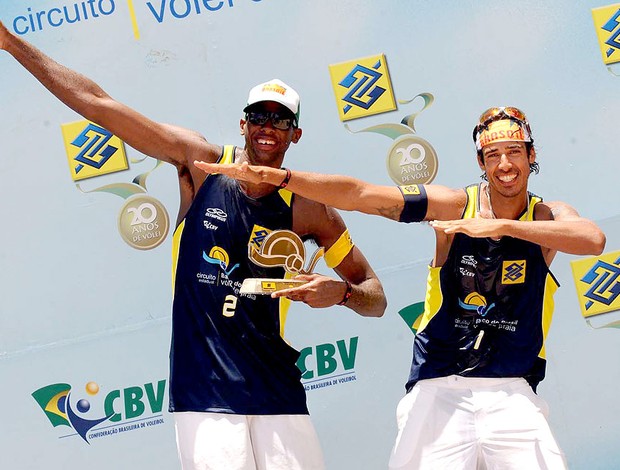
[169,145,308,415]
[406,183,559,391]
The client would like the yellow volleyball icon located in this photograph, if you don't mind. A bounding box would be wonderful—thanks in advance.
[209,246,230,266]
[463,292,487,307]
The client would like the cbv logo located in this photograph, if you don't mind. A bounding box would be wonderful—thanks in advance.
[104,380,166,422]
[32,379,167,443]
[297,336,358,380]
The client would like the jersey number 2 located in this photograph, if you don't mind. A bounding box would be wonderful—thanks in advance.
[223,295,237,317]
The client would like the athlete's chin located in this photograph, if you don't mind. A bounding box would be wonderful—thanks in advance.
[249,147,285,166]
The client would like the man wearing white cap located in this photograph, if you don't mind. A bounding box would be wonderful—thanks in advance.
[0,22,387,470]
[193,106,606,469]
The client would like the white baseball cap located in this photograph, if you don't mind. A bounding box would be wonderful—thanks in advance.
[243,79,300,121]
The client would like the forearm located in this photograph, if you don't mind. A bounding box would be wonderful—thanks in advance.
[4,29,110,121]
[258,167,363,209]
[503,219,606,255]
[258,167,403,219]
[344,277,387,317]
[2,25,198,165]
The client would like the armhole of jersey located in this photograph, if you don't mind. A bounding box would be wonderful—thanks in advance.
[462,184,478,220]
[538,272,560,359]
[521,193,543,221]
[219,145,236,164]
[418,265,443,334]
[171,219,186,297]
[277,188,293,207]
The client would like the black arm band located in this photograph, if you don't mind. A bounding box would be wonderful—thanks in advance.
[398,184,428,223]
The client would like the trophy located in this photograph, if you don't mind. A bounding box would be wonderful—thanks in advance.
[240,230,324,294]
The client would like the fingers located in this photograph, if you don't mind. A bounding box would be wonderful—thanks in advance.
[429,220,456,233]
[193,160,218,173]
[271,284,309,301]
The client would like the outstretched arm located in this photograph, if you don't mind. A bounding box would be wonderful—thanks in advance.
[195,161,406,219]
[194,161,464,221]
[430,201,606,257]
[0,21,215,171]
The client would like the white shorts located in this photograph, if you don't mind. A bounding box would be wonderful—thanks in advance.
[389,376,567,470]
[174,412,325,470]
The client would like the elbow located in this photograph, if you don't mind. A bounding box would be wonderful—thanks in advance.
[369,294,388,318]
[357,291,387,318]
[592,230,606,255]
[373,298,388,318]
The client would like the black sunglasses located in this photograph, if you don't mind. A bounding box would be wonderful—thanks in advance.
[246,111,297,130]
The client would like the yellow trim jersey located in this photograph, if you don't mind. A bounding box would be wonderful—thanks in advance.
[169,146,307,415]
[406,183,559,392]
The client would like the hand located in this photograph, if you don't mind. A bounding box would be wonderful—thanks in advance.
[429,218,507,239]
[271,273,350,308]
[194,160,265,185]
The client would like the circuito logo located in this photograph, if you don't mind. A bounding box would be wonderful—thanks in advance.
[203,246,239,276]
[459,292,495,317]
[32,379,167,444]
[8,1,258,41]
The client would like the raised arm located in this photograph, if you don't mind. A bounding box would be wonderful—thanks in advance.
[0,21,215,172]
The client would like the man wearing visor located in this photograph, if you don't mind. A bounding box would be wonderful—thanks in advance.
[0,22,387,470]
[194,106,606,469]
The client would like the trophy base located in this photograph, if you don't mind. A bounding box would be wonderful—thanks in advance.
[240,278,308,294]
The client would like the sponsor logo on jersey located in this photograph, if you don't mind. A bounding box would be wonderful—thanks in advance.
[249,224,272,251]
[459,292,495,317]
[502,260,526,284]
[461,255,478,268]
[205,207,228,222]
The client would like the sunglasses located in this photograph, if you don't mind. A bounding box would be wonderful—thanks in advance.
[472,106,532,141]
[245,111,297,130]
[478,106,528,126]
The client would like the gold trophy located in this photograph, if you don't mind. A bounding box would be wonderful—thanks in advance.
[240,230,324,294]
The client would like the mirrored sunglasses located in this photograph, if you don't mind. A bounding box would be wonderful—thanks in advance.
[473,106,532,143]
[246,111,297,130]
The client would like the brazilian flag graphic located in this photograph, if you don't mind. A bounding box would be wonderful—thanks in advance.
[32,383,72,428]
